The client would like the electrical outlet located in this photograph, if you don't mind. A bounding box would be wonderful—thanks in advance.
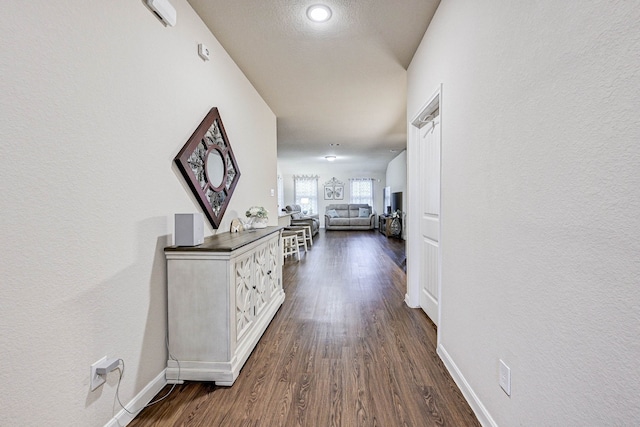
[90,356,107,391]
[499,359,511,396]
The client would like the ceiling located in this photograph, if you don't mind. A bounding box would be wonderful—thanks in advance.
[188,0,440,172]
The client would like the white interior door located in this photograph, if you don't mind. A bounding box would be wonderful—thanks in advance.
[419,116,441,325]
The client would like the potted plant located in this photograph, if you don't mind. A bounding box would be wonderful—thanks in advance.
[245,206,269,229]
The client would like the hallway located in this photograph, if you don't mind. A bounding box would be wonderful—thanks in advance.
[130,230,479,426]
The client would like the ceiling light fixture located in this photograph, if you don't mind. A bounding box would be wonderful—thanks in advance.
[307,4,332,23]
[325,155,337,161]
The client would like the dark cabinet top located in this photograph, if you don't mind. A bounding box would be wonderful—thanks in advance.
[165,226,282,252]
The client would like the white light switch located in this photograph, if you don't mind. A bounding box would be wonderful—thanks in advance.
[270,188,275,197]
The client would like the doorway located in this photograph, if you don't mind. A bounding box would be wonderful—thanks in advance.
[407,86,441,327]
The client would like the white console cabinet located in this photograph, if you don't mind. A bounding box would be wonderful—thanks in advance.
[164,227,284,386]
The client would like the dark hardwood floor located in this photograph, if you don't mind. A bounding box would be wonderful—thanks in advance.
[129,230,479,426]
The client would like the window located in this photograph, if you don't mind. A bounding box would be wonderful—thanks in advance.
[350,178,374,205]
[293,175,318,214]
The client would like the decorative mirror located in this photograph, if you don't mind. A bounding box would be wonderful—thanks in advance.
[174,108,241,229]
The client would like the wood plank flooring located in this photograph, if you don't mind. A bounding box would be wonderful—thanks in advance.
[129,230,479,426]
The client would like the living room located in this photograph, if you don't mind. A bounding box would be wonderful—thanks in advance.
[277,151,407,233]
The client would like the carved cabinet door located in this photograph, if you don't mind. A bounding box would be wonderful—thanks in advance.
[235,250,255,342]
[266,237,280,297]
[253,244,269,319]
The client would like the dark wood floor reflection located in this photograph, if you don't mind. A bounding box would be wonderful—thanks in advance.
[129,230,479,426]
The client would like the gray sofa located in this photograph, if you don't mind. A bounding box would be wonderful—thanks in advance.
[324,204,375,230]
[285,204,319,236]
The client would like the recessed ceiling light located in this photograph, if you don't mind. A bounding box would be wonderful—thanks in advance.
[325,155,337,161]
[307,5,332,23]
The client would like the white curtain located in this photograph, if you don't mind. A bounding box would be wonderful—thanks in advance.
[350,178,374,205]
[293,175,319,214]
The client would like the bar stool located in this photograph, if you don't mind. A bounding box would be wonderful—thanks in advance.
[286,225,312,248]
[284,226,308,252]
[281,232,300,262]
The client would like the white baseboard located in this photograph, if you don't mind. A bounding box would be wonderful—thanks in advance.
[104,369,167,427]
[405,293,419,308]
[437,344,497,427]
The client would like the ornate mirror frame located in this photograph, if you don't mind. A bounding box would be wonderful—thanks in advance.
[174,108,241,229]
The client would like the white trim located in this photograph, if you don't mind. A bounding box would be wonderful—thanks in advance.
[437,344,497,427]
[103,369,168,427]
[404,293,419,308]
[406,84,442,334]
[410,86,442,126]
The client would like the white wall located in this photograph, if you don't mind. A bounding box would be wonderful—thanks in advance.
[386,150,407,237]
[279,160,385,228]
[386,150,407,201]
[0,1,276,425]
[407,1,640,425]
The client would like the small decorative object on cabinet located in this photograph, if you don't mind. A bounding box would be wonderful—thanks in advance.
[251,217,268,228]
[164,227,284,386]
[230,218,244,233]
[246,206,269,229]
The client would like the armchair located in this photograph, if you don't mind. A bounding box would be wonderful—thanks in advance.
[285,204,319,236]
